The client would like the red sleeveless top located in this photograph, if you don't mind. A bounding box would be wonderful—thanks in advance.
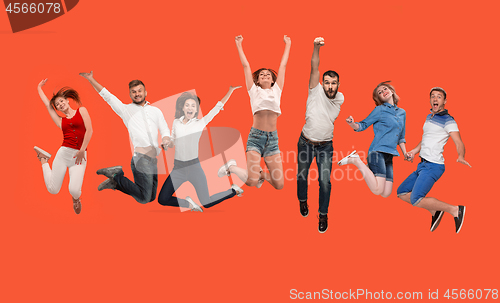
[62,108,87,150]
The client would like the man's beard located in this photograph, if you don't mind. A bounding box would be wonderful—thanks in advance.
[133,97,145,104]
[324,87,338,99]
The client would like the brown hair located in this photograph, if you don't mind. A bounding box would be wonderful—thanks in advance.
[175,92,201,119]
[372,81,400,106]
[129,80,146,90]
[252,68,277,87]
[50,87,81,110]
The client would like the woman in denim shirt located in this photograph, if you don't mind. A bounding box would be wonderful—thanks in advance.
[338,81,408,197]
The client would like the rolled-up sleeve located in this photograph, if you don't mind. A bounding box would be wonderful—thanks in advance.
[356,106,380,132]
[398,111,406,144]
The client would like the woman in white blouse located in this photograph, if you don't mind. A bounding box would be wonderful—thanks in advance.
[218,35,291,190]
[157,86,243,211]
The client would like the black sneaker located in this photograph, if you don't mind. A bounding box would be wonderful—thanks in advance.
[430,210,444,232]
[299,201,309,217]
[454,205,466,233]
[318,214,328,233]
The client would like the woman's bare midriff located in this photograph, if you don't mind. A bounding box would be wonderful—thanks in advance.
[252,110,278,132]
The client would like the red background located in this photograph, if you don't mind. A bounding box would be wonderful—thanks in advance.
[1,0,499,302]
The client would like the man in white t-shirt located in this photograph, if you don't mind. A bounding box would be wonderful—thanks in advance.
[397,87,471,233]
[297,37,344,233]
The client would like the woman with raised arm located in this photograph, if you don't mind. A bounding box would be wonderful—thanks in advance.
[218,35,291,190]
[157,86,244,212]
[337,81,408,198]
[34,79,93,214]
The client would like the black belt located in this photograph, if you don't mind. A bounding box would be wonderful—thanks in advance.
[300,132,331,146]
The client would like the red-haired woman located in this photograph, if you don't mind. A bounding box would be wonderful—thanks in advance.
[338,81,408,198]
[218,35,291,190]
[34,79,93,214]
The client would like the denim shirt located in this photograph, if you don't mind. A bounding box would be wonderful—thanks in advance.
[355,102,406,156]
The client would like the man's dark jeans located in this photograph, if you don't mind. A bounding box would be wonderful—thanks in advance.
[297,134,333,215]
[114,153,158,204]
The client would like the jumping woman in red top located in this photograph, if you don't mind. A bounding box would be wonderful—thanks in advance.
[34,79,93,214]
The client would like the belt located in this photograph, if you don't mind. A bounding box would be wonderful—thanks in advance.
[300,132,331,146]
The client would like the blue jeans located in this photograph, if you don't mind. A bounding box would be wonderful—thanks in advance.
[367,151,394,182]
[246,127,280,157]
[397,158,445,205]
[158,158,236,208]
[113,153,158,204]
[296,133,333,215]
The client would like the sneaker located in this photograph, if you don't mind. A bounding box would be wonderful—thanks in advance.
[430,211,444,232]
[256,167,264,188]
[34,146,51,161]
[299,201,309,217]
[73,198,82,215]
[97,166,123,179]
[454,205,466,233]
[337,150,359,166]
[218,159,237,178]
[231,184,244,197]
[318,214,328,233]
[185,196,203,212]
[98,178,117,191]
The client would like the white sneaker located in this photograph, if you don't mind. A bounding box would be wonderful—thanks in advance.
[231,184,244,197]
[185,196,203,212]
[34,146,52,161]
[338,150,359,166]
[218,159,237,178]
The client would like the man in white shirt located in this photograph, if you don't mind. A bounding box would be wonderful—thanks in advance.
[297,37,344,233]
[80,71,171,204]
[397,87,471,233]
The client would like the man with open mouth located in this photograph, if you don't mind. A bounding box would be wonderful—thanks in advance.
[296,37,344,234]
[397,87,471,233]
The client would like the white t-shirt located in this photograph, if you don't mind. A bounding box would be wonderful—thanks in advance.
[301,84,344,141]
[420,110,459,165]
[248,83,281,116]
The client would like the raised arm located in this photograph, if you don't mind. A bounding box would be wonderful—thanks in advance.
[38,79,62,129]
[79,70,127,118]
[235,35,254,90]
[74,107,93,165]
[276,35,292,90]
[309,37,324,89]
[79,71,104,93]
[220,85,241,105]
[201,86,242,126]
[449,131,471,167]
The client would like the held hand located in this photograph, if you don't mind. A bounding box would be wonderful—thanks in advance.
[235,35,243,46]
[38,78,48,88]
[284,35,291,45]
[229,85,242,92]
[161,137,172,150]
[74,150,86,165]
[405,151,415,163]
[313,37,324,46]
[79,71,94,80]
[457,157,472,168]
